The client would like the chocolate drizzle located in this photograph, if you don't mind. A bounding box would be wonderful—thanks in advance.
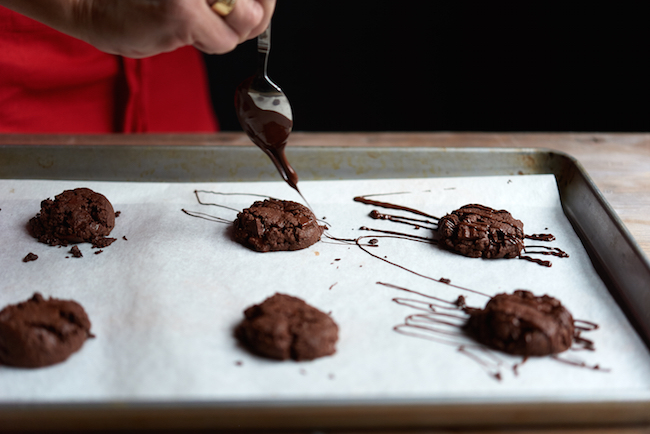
[182,190,274,225]
[358,226,435,243]
[354,193,568,266]
[354,195,439,220]
[181,209,232,224]
[519,255,552,267]
[525,245,569,258]
[368,209,438,230]
[438,204,525,259]
[380,281,606,380]
[526,233,556,241]
[343,234,492,297]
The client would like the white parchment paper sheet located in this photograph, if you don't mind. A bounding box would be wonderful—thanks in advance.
[1,175,649,402]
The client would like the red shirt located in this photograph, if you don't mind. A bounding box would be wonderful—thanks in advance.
[0,7,218,133]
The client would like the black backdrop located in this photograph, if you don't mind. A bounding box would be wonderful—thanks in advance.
[204,3,648,132]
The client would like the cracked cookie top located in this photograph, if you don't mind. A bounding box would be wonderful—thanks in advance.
[233,199,324,252]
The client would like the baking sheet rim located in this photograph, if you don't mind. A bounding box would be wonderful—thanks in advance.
[1,144,649,429]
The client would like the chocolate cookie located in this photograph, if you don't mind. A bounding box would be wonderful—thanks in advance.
[29,188,116,247]
[235,293,338,361]
[0,293,93,368]
[437,204,524,259]
[464,290,574,356]
[233,199,324,252]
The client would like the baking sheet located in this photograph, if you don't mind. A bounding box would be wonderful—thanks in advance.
[2,174,650,403]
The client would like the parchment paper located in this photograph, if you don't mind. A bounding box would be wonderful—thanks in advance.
[1,175,649,403]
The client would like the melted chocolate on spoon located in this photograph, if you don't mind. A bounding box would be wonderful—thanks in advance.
[235,77,299,193]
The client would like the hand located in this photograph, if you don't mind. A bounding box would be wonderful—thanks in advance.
[0,0,276,57]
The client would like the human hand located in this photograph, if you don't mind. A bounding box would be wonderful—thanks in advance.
[0,0,276,57]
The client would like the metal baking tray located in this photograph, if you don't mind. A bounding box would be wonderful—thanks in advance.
[1,144,649,431]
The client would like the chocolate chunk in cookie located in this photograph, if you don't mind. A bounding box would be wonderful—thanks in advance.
[233,199,324,252]
[464,290,574,356]
[0,293,93,368]
[437,204,524,258]
[236,293,338,361]
[29,188,116,247]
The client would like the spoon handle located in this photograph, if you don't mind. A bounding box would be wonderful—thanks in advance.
[257,23,271,77]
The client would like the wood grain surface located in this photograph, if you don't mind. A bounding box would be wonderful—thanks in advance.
[1,132,649,434]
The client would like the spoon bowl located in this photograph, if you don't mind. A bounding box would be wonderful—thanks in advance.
[235,24,298,191]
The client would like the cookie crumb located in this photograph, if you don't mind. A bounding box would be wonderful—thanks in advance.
[69,246,82,258]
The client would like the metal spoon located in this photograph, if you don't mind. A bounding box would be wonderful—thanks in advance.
[234,23,299,193]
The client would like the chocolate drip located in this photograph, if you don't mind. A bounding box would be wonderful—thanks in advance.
[458,346,504,381]
[322,233,380,248]
[519,255,552,267]
[526,233,556,241]
[369,210,437,230]
[574,319,599,331]
[359,240,491,297]
[551,355,608,372]
[525,245,569,258]
[181,209,231,224]
[359,226,436,243]
[573,333,596,351]
[353,195,439,220]
[512,357,528,376]
[235,77,299,193]
[378,282,472,308]
[194,190,269,212]
[182,190,267,225]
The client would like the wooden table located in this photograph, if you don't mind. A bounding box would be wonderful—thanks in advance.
[1,132,649,434]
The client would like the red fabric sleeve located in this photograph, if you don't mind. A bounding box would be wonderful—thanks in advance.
[0,6,219,133]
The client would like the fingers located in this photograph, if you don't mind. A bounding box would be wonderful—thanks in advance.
[223,0,275,42]
[193,0,275,54]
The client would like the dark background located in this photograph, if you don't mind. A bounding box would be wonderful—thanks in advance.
[204,3,648,132]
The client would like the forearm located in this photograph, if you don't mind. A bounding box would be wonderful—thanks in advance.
[0,0,85,40]
[0,0,276,57]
